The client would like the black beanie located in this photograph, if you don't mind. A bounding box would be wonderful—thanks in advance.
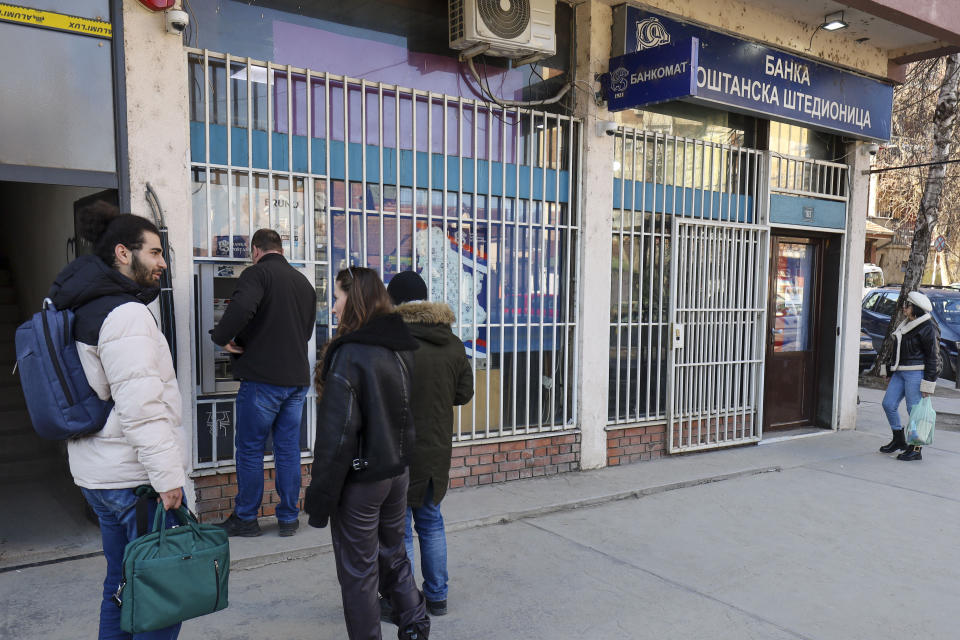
[387,270,428,305]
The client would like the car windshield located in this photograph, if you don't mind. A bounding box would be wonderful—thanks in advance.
[933,296,960,330]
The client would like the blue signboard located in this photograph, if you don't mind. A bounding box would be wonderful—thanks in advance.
[609,6,894,141]
[607,38,699,112]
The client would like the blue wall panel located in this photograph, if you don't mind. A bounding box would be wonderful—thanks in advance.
[769,193,846,229]
[613,178,754,222]
[192,124,570,202]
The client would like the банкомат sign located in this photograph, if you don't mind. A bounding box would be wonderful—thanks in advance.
[607,5,893,141]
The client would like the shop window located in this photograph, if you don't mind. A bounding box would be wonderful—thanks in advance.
[190,50,581,445]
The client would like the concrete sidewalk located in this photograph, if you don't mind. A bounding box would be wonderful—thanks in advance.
[220,377,960,570]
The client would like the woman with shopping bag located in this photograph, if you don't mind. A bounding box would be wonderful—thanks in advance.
[304,266,431,640]
[878,290,940,461]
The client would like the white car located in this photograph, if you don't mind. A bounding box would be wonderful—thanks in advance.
[863,264,884,299]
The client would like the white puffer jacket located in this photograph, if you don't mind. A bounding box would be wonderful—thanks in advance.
[69,302,187,492]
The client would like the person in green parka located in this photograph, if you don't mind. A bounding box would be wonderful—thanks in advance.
[383,270,473,619]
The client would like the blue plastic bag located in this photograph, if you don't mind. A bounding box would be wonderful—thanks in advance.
[906,397,936,446]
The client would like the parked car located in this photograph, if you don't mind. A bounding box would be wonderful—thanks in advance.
[861,286,960,381]
[863,263,884,299]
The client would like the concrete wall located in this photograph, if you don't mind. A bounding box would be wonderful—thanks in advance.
[121,0,195,484]
[0,183,100,319]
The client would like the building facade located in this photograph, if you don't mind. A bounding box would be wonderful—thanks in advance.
[2,0,959,525]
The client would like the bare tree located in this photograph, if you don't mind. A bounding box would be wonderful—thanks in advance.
[871,53,960,376]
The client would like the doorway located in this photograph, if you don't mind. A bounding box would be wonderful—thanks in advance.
[0,181,110,569]
[764,235,824,431]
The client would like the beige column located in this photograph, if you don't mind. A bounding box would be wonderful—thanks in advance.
[837,141,872,429]
[121,1,196,464]
[574,2,616,469]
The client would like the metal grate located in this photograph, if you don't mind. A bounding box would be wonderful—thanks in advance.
[609,128,769,453]
[449,0,465,43]
[769,152,848,201]
[188,49,581,468]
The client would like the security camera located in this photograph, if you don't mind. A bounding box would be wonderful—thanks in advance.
[867,142,880,155]
[165,9,189,34]
[596,120,618,137]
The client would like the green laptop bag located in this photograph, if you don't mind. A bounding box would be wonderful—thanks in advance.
[117,504,230,633]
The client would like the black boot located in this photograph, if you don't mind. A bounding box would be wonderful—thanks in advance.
[897,445,922,461]
[399,620,430,640]
[879,430,907,453]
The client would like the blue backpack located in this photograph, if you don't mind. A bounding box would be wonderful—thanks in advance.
[14,298,113,440]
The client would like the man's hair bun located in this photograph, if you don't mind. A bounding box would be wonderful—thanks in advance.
[76,200,120,244]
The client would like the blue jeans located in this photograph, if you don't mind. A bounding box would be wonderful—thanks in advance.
[81,487,182,640]
[882,370,924,431]
[234,381,306,522]
[405,480,448,602]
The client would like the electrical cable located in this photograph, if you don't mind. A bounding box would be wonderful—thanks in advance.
[465,56,571,108]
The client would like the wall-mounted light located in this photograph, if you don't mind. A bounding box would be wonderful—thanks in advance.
[821,11,848,31]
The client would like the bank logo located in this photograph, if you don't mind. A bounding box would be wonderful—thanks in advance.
[636,17,671,51]
[610,66,630,93]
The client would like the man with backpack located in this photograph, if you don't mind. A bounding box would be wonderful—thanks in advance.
[47,204,187,640]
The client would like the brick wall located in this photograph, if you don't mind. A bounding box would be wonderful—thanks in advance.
[193,464,312,523]
[448,433,581,488]
[606,423,665,466]
[191,432,583,521]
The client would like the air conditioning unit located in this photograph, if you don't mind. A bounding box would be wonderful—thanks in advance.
[449,0,557,61]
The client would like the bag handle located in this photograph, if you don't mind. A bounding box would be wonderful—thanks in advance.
[135,485,203,547]
[155,505,203,548]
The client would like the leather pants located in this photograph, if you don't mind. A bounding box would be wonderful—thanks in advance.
[330,469,429,640]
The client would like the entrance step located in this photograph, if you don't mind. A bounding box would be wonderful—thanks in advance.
[0,429,58,460]
[0,409,33,434]
[0,383,25,410]
[0,362,19,388]
[0,340,14,362]
[0,304,18,324]
[0,451,65,483]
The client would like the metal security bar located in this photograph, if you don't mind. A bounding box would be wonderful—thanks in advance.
[769,153,848,201]
[609,127,769,453]
[188,50,580,467]
[668,140,768,452]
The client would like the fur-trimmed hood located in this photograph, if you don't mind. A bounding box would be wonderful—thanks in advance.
[396,301,460,347]
[396,301,456,326]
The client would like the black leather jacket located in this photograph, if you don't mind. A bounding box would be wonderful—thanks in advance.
[886,315,940,384]
[304,313,418,526]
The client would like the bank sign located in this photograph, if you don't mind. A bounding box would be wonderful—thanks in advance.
[608,5,894,141]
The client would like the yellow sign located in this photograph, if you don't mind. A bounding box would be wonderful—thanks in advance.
[0,3,112,39]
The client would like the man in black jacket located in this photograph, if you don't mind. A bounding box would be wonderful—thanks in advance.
[211,229,316,536]
[384,270,473,618]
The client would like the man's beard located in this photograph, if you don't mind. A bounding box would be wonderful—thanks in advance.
[131,253,160,289]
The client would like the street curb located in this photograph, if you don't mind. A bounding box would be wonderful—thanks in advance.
[230,465,782,571]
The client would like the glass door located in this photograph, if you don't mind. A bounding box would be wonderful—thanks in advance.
[764,237,822,430]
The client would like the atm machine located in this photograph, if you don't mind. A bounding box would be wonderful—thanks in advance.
[194,262,317,467]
